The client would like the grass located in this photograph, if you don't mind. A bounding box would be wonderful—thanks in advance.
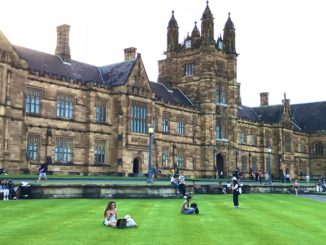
[0,194,325,245]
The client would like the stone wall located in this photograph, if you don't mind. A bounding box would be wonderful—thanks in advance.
[24,184,317,199]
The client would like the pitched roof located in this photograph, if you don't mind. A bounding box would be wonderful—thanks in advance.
[149,82,194,108]
[237,105,260,122]
[14,45,135,87]
[14,45,102,84]
[99,60,135,87]
[242,102,326,133]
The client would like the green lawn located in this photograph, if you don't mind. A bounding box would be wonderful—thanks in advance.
[0,195,325,245]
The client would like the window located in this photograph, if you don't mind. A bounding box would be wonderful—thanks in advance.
[184,63,195,76]
[284,132,292,153]
[130,104,147,134]
[250,130,256,146]
[265,132,272,147]
[55,138,72,162]
[96,100,107,123]
[315,143,324,156]
[216,119,227,140]
[27,135,39,161]
[56,94,74,119]
[25,88,41,114]
[162,116,169,133]
[240,130,246,144]
[251,157,257,171]
[162,149,169,167]
[216,83,227,104]
[241,156,247,174]
[216,106,227,116]
[94,141,106,164]
[177,119,185,135]
[177,152,185,168]
[153,109,158,130]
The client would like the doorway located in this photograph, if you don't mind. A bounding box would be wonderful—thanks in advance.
[133,158,140,174]
[216,153,224,177]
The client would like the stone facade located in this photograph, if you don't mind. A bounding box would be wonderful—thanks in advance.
[0,3,325,178]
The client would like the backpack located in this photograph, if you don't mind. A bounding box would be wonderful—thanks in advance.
[117,219,127,228]
[191,203,199,214]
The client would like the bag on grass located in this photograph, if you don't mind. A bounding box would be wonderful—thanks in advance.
[191,203,199,214]
[117,219,127,228]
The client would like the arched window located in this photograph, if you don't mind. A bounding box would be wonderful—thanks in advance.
[315,143,324,156]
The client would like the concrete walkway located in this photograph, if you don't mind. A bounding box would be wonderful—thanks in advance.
[300,194,326,202]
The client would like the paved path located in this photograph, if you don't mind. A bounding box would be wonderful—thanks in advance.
[300,194,326,202]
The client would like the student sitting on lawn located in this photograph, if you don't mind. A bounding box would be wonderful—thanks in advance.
[104,201,118,227]
[181,195,196,214]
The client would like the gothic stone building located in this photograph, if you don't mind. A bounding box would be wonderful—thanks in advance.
[0,3,325,178]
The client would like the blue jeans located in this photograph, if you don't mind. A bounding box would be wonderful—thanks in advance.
[181,208,195,214]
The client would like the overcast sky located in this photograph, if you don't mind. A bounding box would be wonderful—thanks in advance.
[1,0,325,106]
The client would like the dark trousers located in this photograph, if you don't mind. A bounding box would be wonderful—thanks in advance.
[179,184,186,196]
[233,191,239,207]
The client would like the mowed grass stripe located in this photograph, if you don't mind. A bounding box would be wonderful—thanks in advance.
[0,195,325,245]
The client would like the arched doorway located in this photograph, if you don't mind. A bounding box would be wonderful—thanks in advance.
[133,158,140,174]
[216,153,224,176]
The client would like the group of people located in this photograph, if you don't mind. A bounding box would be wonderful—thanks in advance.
[316,176,326,192]
[170,171,187,197]
[0,179,18,200]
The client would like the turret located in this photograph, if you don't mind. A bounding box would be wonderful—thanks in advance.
[201,1,214,45]
[191,21,201,48]
[223,13,236,54]
[167,10,179,52]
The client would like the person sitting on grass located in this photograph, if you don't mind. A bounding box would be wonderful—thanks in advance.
[181,195,196,215]
[104,201,118,227]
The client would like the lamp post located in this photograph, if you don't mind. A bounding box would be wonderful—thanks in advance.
[267,146,272,185]
[146,124,154,183]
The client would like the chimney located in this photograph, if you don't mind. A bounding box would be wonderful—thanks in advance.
[124,47,137,61]
[55,24,71,62]
[260,92,269,106]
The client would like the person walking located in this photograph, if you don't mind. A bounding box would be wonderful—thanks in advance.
[293,179,300,196]
[231,177,240,208]
[37,161,48,183]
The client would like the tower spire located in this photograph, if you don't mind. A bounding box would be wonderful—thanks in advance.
[223,12,236,54]
[201,1,214,44]
[167,10,179,52]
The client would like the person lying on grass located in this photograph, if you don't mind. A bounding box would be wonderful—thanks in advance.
[104,201,118,227]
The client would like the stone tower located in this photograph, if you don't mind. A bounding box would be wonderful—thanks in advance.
[158,2,240,175]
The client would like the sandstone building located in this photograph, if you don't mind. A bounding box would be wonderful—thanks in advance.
[0,3,325,178]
